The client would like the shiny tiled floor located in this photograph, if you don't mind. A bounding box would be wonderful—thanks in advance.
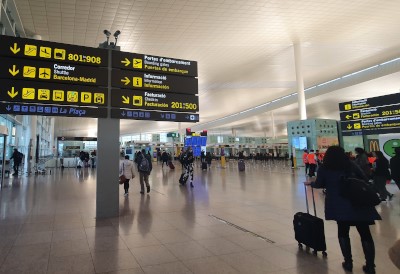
[0,160,398,273]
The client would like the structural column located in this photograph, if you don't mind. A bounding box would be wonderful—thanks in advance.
[293,43,307,120]
[96,49,120,218]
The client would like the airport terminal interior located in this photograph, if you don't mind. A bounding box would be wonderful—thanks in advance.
[0,0,400,273]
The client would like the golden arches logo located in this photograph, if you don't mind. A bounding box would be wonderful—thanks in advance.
[369,140,380,152]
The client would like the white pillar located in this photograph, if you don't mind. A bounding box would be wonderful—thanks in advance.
[271,112,276,139]
[293,43,307,120]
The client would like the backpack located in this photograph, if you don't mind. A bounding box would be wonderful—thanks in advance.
[340,175,380,207]
[138,156,150,172]
[15,152,23,162]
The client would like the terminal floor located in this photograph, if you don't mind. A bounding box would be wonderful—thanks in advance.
[0,161,398,273]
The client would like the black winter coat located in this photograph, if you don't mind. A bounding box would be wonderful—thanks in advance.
[311,161,381,222]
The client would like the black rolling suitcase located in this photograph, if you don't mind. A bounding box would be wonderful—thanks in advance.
[202,162,207,170]
[293,184,327,256]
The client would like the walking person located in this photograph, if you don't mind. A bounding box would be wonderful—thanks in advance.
[354,147,372,178]
[119,155,135,196]
[161,150,168,168]
[308,146,381,274]
[10,148,23,176]
[181,147,194,187]
[302,150,309,175]
[372,151,393,201]
[136,149,152,194]
[206,152,212,170]
[307,149,317,177]
[390,147,400,191]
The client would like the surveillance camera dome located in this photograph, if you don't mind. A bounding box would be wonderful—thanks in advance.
[103,30,111,36]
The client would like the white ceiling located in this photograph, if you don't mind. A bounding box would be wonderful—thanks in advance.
[13,0,400,137]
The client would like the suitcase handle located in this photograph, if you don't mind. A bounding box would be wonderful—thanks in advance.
[304,183,317,217]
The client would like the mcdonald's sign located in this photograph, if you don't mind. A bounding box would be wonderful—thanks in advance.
[368,139,380,152]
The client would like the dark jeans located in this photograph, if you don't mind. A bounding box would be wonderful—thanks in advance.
[123,179,130,193]
[374,175,391,200]
[13,163,20,175]
[308,164,316,177]
[139,172,150,192]
[337,221,373,243]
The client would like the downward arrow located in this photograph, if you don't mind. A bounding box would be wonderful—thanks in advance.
[7,87,18,98]
[121,77,130,85]
[6,105,11,111]
[8,65,19,76]
[347,124,352,129]
[122,96,130,104]
[122,111,126,117]
[10,43,20,54]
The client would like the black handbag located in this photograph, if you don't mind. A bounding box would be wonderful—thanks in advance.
[119,163,126,184]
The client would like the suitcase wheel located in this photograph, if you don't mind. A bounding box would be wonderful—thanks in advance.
[298,243,303,249]
[322,251,327,257]
[313,250,318,256]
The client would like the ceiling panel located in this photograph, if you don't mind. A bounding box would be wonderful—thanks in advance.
[12,0,400,137]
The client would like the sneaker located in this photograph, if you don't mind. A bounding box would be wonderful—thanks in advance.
[147,186,150,193]
[124,192,128,196]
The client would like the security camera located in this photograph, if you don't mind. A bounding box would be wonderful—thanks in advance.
[113,30,121,38]
[103,30,111,37]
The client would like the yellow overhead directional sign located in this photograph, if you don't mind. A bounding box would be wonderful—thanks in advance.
[8,65,19,76]
[133,77,142,87]
[23,66,36,78]
[54,48,66,60]
[39,47,52,58]
[24,45,37,56]
[121,77,130,85]
[122,96,129,104]
[67,91,79,103]
[7,87,18,98]
[133,96,143,106]
[81,92,92,103]
[121,58,130,67]
[22,88,35,99]
[94,93,105,104]
[53,90,64,101]
[39,68,51,79]
[133,58,142,69]
[10,43,20,54]
[38,89,50,100]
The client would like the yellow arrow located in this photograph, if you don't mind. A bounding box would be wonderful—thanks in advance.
[122,96,130,104]
[121,58,131,67]
[10,43,20,54]
[346,115,351,119]
[7,87,18,98]
[347,124,352,129]
[121,77,130,85]
[8,65,19,76]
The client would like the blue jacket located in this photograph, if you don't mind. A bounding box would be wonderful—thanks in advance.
[311,162,381,222]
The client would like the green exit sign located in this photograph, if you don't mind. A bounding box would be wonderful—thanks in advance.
[167,133,180,138]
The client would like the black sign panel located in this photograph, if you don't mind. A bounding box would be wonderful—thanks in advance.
[0,35,108,67]
[0,79,107,107]
[0,102,107,118]
[340,104,400,121]
[0,57,108,86]
[111,69,197,94]
[342,116,400,131]
[58,137,97,141]
[111,89,199,113]
[339,93,400,111]
[111,108,199,122]
[112,51,197,77]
